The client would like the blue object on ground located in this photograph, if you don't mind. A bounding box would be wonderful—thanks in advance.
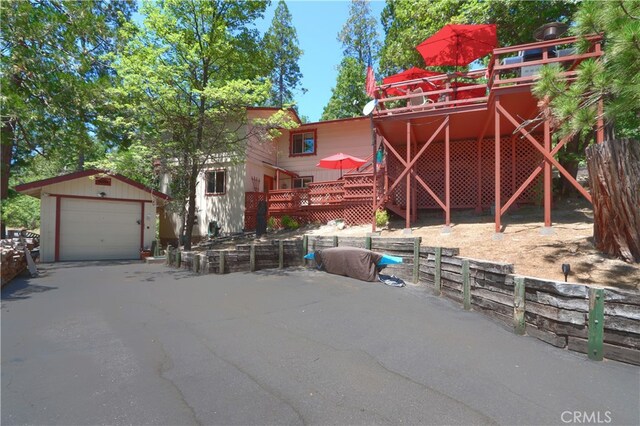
[378,254,402,265]
[305,251,401,265]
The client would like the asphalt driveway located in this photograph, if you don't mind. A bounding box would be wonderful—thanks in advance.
[2,262,639,425]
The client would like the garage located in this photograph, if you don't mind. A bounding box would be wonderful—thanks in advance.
[15,169,170,262]
[59,198,143,261]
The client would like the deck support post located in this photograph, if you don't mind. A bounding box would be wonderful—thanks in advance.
[544,118,552,228]
[371,115,378,232]
[405,121,411,229]
[445,117,451,226]
[494,98,502,233]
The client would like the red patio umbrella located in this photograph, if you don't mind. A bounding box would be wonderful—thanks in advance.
[317,153,367,178]
[416,24,497,67]
[382,67,440,96]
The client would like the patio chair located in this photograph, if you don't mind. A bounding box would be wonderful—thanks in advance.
[409,87,433,108]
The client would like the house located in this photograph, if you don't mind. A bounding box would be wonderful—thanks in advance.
[14,169,170,262]
[160,32,603,243]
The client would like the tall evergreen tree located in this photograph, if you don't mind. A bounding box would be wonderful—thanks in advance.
[320,57,370,121]
[338,0,381,66]
[322,0,380,120]
[263,0,303,108]
[1,0,136,194]
[1,0,136,237]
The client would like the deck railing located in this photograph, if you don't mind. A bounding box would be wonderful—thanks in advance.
[375,34,603,116]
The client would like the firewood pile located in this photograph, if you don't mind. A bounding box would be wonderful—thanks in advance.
[1,236,39,286]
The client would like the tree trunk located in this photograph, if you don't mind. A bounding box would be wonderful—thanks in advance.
[1,119,14,239]
[183,162,199,251]
[585,138,640,263]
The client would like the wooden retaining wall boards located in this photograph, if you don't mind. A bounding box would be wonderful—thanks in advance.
[166,239,303,275]
[167,235,639,366]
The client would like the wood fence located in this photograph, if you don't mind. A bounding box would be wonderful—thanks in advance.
[166,235,639,365]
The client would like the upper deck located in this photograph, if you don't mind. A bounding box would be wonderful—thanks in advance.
[373,34,603,143]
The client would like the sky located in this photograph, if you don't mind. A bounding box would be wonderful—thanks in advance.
[254,1,387,123]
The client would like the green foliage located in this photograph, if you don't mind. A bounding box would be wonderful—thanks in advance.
[379,0,578,75]
[111,0,297,249]
[86,141,156,189]
[281,215,299,230]
[263,0,304,108]
[321,57,370,121]
[1,0,137,176]
[321,0,380,120]
[267,216,277,231]
[375,209,389,227]
[1,194,40,230]
[533,0,640,140]
[338,0,381,66]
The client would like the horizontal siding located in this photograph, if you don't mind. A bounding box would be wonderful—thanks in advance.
[276,119,371,183]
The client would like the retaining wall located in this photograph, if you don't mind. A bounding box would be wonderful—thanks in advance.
[167,235,639,365]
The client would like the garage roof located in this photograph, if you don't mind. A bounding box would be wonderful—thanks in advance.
[14,169,171,201]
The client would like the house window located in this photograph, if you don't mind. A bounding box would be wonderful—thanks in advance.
[292,176,313,188]
[206,170,226,195]
[290,130,316,156]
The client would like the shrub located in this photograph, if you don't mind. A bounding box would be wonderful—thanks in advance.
[281,215,299,230]
[267,216,277,231]
[375,209,389,227]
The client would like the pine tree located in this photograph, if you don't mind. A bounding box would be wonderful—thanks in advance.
[322,0,380,120]
[321,58,370,121]
[338,0,381,66]
[533,0,639,262]
[263,0,303,108]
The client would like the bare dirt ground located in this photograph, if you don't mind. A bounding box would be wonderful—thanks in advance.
[236,197,638,291]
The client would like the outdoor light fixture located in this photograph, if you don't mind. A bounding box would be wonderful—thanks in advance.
[561,263,571,282]
[98,191,107,198]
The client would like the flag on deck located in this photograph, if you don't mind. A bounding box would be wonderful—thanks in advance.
[365,65,376,98]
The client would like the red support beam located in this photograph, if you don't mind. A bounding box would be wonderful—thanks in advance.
[494,98,501,233]
[140,201,145,251]
[445,118,451,225]
[376,118,449,212]
[54,195,61,262]
[511,134,517,195]
[406,122,411,229]
[544,118,552,228]
[496,103,592,203]
[500,134,573,216]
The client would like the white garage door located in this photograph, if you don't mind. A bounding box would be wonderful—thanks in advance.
[59,198,142,261]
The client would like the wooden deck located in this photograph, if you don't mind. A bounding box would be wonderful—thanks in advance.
[246,34,603,232]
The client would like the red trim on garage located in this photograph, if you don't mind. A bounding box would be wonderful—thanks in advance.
[14,169,171,201]
[140,201,145,251]
[49,193,153,203]
[55,195,61,262]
